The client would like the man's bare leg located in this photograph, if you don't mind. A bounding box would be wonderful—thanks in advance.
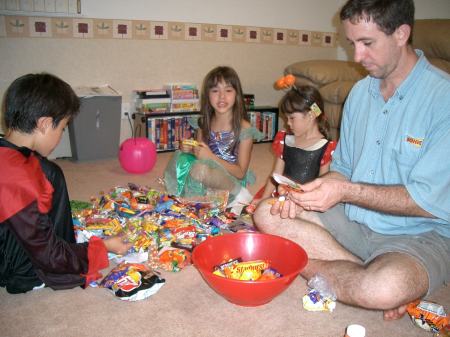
[303,254,428,315]
[253,200,429,319]
[253,200,361,262]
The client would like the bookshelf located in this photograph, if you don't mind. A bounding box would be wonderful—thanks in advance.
[132,106,278,153]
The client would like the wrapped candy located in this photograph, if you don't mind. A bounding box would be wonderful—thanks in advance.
[100,263,165,301]
[407,300,449,334]
[158,247,191,272]
[302,274,337,312]
[302,289,336,312]
[213,258,281,281]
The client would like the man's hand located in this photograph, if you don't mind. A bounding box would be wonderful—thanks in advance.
[270,176,346,216]
[288,177,345,212]
[269,197,299,219]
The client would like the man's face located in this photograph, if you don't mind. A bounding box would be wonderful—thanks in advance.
[343,18,401,80]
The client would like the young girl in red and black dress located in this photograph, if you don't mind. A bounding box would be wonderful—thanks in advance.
[251,85,336,206]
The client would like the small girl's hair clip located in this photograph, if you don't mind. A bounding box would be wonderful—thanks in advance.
[274,74,296,90]
[310,102,322,117]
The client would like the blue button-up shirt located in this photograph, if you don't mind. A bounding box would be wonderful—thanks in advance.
[331,50,450,238]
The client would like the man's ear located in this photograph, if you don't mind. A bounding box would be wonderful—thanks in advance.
[395,24,411,46]
[36,117,53,134]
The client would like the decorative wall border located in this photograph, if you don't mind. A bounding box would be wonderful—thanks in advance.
[0,15,336,47]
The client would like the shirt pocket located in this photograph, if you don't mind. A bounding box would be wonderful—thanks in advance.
[390,149,420,185]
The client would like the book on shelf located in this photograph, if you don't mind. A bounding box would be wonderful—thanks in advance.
[248,110,276,140]
[165,83,197,90]
[143,115,198,151]
[171,90,199,100]
[134,93,171,113]
[137,97,171,104]
[134,88,170,99]
[155,119,161,149]
[170,98,200,112]
[166,83,199,100]
[244,94,255,110]
[138,103,170,114]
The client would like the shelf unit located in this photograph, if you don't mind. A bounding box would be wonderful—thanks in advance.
[132,106,278,152]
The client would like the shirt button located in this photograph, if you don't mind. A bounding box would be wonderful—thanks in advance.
[370,170,374,175]
[376,140,381,145]
[383,110,388,115]
[399,95,404,100]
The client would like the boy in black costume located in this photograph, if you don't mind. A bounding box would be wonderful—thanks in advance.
[0,73,131,294]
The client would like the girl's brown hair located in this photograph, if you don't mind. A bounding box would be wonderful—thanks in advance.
[279,85,330,140]
[199,66,248,146]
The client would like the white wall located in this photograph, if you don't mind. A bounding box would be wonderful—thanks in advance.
[81,0,347,32]
[414,0,450,19]
[81,0,450,62]
[81,0,450,31]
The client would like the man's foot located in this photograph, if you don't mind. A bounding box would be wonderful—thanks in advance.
[383,304,408,320]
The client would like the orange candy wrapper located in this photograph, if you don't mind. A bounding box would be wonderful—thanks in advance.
[213,259,281,281]
[158,247,191,272]
[407,300,449,334]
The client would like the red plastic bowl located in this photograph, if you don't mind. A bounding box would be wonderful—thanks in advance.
[192,232,308,306]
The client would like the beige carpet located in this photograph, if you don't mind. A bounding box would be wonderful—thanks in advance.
[1,143,448,337]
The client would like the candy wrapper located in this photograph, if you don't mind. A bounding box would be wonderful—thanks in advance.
[407,300,449,334]
[272,173,303,192]
[178,189,229,213]
[158,247,191,272]
[213,258,282,281]
[100,263,165,301]
[302,289,336,312]
[302,274,336,312]
[227,220,256,233]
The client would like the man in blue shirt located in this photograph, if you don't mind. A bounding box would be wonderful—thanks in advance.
[254,0,450,320]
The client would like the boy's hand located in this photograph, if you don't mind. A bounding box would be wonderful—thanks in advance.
[103,234,133,255]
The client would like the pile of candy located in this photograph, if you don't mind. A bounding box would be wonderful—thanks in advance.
[73,183,238,273]
[212,258,282,281]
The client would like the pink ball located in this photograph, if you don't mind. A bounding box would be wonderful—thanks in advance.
[119,137,157,174]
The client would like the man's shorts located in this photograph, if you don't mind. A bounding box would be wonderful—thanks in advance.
[317,203,450,295]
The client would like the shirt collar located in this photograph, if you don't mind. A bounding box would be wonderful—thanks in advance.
[0,137,33,157]
[367,49,428,101]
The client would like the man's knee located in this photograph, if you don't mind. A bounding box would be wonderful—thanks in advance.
[354,255,428,310]
[253,199,277,233]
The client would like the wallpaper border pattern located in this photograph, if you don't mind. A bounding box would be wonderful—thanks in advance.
[0,15,336,47]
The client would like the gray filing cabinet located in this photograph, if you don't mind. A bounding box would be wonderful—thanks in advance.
[69,88,121,161]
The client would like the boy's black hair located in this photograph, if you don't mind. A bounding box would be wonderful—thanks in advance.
[340,0,415,44]
[3,73,80,133]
